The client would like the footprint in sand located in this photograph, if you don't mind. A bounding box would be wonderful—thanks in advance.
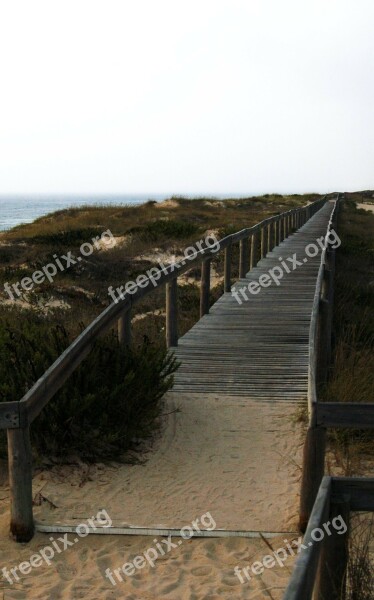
[191,565,213,577]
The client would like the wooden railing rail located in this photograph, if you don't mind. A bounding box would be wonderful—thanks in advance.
[284,476,374,600]
[299,194,340,531]
[0,196,327,542]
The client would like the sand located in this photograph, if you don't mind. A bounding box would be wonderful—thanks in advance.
[357,202,374,213]
[0,394,303,598]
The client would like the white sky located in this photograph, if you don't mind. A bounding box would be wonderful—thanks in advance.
[0,0,373,195]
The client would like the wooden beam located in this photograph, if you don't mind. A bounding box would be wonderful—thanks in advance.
[316,402,374,429]
[332,477,374,511]
[283,477,332,600]
[299,426,326,532]
[316,498,350,600]
[200,259,211,317]
[0,402,21,430]
[7,426,34,542]
[224,244,232,292]
[250,233,259,269]
[239,238,249,278]
[261,226,267,259]
[166,278,178,347]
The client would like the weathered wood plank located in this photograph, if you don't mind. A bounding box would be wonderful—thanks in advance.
[0,402,21,430]
[283,477,332,600]
[166,278,178,347]
[7,426,34,542]
[332,477,374,511]
[316,402,374,428]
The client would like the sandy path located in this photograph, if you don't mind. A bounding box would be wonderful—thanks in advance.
[0,394,303,598]
[32,394,303,533]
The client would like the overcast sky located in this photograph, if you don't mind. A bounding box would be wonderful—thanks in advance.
[0,0,373,196]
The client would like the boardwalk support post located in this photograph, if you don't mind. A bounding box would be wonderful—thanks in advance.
[166,278,178,347]
[239,238,249,278]
[316,499,350,600]
[261,226,267,259]
[250,232,259,269]
[224,244,232,292]
[7,426,34,542]
[299,425,326,532]
[200,259,211,317]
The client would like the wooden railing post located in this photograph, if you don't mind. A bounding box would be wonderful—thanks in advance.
[283,214,288,239]
[299,425,326,532]
[316,499,350,600]
[261,226,267,258]
[200,259,211,317]
[273,218,279,246]
[118,308,132,347]
[250,232,259,269]
[267,222,273,253]
[239,238,249,278]
[166,277,178,347]
[7,426,34,542]
[224,244,232,292]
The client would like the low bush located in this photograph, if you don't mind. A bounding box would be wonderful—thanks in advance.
[129,220,199,241]
[0,312,178,461]
[30,227,101,246]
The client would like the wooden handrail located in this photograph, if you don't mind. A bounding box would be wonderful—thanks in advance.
[284,476,374,600]
[299,194,340,531]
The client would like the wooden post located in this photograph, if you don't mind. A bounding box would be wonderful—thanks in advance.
[224,244,232,292]
[299,426,326,532]
[7,426,34,542]
[250,233,259,269]
[118,308,132,347]
[239,238,249,278]
[166,277,178,347]
[318,298,330,386]
[316,499,350,600]
[200,259,211,317]
[283,214,288,239]
[261,226,267,258]
[267,222,273,253]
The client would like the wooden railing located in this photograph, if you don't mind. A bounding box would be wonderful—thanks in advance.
[0,196,327,542]
[299,194,374,530]
[284,476,374,600]
[286,195,374,598]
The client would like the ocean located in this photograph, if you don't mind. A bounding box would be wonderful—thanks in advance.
[0,195,169,231]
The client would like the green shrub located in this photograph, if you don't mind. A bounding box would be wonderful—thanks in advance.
[129,220,199,241]
[30,227,101,246]
[0,313,178,461]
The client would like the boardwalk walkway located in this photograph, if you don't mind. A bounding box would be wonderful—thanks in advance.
[172,201,334,399]
[33,202,335,540]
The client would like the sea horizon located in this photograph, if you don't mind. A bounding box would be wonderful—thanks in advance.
[0,193,265,232]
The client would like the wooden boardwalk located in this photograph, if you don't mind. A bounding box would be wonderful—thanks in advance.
[32,201,336,539]
[172,201,335,400]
